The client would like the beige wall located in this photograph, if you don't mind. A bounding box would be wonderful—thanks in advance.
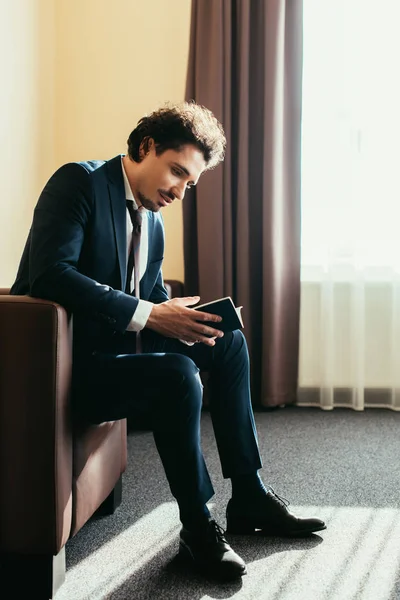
[0,0,55,286]
[54,0,191,281]
[0,0,191,287]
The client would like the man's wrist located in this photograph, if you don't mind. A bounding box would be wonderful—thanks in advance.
[126,299,154,331]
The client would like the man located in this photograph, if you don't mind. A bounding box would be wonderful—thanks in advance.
[11,101,325,581]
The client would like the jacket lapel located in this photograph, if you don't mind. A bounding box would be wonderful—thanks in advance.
[106,156,127,290]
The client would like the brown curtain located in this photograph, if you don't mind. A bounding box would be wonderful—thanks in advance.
[184,0,303,407]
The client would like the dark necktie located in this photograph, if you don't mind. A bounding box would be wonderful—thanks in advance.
[126,201,143,353]
[125,201,143,296]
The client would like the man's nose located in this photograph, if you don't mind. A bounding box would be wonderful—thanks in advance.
[172,183,186,201]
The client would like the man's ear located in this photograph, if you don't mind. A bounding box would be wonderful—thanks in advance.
[139,137,154,159]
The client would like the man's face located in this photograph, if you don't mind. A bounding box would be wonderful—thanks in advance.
[133,141,206,212]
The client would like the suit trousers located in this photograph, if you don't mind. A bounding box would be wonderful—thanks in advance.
[84,329,263,510]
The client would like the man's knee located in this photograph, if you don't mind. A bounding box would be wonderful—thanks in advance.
[217,329,249,359]
[163,353,200,379]
[162,353,203,401]
[232,329,247,349]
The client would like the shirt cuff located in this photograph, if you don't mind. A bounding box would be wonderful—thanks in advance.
[126,300,154,332]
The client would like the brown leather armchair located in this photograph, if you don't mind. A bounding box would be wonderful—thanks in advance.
[0,280,184,598]
[0,289,127,598]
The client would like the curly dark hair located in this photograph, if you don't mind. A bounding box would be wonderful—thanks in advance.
[127,101,226,170]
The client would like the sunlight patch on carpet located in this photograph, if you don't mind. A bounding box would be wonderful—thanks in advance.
[214,505,400,600]
[56,504,400,600]
[56,502,182,599]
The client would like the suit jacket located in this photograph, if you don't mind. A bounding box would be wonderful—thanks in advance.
[11,154,169,367]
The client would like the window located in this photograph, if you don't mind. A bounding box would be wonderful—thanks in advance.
[301,0,400,279]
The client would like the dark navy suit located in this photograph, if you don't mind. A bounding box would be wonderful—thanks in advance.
[11,155,262,511]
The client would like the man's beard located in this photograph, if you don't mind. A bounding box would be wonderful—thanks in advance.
[137,191,160,212]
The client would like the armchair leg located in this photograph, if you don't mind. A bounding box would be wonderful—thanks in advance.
[0,547,65,599]
[95,475,123,516]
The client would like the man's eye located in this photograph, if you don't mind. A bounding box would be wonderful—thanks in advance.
[172,167,182,176]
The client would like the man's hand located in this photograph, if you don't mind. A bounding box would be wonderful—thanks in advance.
[146,296,224,346]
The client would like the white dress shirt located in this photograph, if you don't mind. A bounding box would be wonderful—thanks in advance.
[121,158,154,332]
[121,158,193,345]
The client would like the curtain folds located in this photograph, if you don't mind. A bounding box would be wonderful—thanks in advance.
[184,0,304,406]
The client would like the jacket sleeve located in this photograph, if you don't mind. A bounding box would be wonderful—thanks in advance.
[148,269,170,304]
[29,163,138,332]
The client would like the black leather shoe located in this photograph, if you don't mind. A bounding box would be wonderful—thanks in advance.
[179,519,247,580]
[226,488,326,537]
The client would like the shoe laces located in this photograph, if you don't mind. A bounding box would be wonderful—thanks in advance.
[268,486,290,508]
[207,519,227,544]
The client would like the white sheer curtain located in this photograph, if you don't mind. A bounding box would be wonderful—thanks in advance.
[299,0,400,410]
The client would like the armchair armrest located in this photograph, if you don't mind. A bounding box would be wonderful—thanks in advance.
[0,296,73,554]
[164,279,184,299]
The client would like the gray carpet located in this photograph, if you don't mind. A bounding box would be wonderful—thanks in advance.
[55,407,400,600]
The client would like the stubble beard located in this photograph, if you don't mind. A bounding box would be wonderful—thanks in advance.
[137,191,160,212]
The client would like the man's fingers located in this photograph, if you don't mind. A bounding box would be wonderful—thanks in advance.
[191,323,224,339]
[172,298,223,323]
[199,335,218,346]
[179,296,201,306]
[202,338,217,346]
[191,309,222,323]
[148,298,224,343]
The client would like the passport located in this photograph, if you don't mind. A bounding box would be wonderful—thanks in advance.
[194,296,244,333]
